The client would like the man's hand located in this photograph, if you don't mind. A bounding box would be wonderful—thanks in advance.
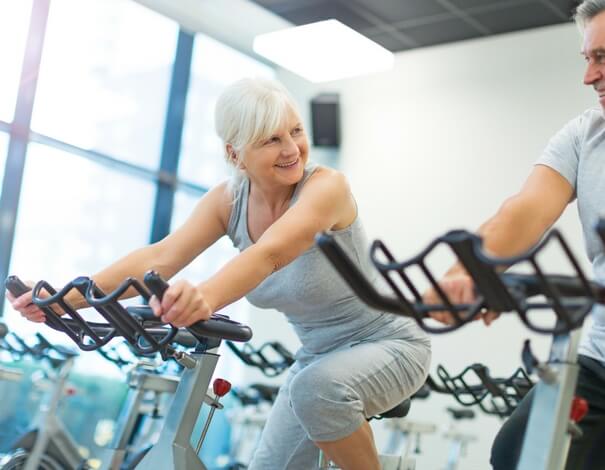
[424,271,500,326]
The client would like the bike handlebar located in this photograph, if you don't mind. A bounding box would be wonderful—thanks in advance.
[4,271,253,358]
[316,226,605,335]
[226,340,295,377]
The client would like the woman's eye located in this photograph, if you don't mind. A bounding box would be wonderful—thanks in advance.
[291,127,303,135]
[265,136,279,145]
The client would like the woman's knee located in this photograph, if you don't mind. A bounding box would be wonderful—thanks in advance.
[289,366,361,431]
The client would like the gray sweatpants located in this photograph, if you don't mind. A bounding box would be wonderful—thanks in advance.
[248,337,431,470]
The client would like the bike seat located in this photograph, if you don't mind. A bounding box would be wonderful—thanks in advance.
[376,398,411,419]
[447,407,475,420]
[412,383,431,399]
[249,383,280,402]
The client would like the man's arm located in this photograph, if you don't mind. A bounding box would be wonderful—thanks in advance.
[449,164,573,273]
[430,164,574,323]
[194,169,355,314]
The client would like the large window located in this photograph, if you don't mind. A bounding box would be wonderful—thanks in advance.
[30,0,178,169]
[7,143,155,338]
[0,132,8,187]
[0,0,282,460]
[178,34,275,188]
[0,1,32,123]
[171,189,248,382]
[171,190,241,306]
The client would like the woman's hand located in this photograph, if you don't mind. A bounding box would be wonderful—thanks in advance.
[6,281,46,323]
[149,279,213,327]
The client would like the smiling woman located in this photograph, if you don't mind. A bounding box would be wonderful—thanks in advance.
[215,78,308,195]
[7,76,430,470]
[202,78,431,470]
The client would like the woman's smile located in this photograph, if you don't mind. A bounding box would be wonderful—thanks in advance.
[275,157,300,169]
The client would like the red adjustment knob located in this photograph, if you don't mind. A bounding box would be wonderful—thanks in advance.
[65,387,77,396]
[213,378,231,397]
[570,396,589,423]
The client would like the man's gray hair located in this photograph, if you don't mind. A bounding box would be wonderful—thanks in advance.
[575,0,605,28]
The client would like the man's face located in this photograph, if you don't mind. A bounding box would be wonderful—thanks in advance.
[582,11,605,111]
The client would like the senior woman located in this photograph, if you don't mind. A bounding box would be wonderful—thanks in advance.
[7,77,430,470]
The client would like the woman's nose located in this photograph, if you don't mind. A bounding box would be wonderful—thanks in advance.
[281,134,300,156]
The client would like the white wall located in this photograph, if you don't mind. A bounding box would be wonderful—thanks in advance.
[278,23,597,469]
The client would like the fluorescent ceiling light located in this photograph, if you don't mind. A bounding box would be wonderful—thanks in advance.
[253,19,394,83]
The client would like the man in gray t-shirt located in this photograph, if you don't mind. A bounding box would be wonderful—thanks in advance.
[432,2,605,469]
[539,108,605,365]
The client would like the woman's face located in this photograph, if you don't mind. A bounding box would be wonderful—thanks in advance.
[240,107,309,188]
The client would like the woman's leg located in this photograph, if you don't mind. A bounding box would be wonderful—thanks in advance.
[248,366,321,470]
[289,338,430,470]
[316,420,380,470]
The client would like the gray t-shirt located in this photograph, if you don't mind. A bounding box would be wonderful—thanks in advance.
[537,107,605,363]
[226,163,429,357]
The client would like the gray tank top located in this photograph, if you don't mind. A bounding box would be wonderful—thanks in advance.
[226,163,429,356]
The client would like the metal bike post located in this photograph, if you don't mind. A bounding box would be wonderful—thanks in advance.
[135,350,218,470]
[517,328,582,470]
[24,357,83,470]
[100,368,179,470]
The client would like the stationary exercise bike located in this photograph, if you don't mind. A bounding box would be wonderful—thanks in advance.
[93,341,181,470]
[0,323,25,387]
[0,332,83,470]
[221,340,293,469]
[316,220,605,470]
[4,271,252,470]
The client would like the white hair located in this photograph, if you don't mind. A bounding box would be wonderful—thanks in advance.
[214,77,302,196]
[575,0,605,29]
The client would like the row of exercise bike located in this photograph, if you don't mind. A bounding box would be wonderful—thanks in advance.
[0,318,534,470]
[1,218,604,469]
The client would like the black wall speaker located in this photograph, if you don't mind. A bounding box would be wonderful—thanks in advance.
[310,93,340,147]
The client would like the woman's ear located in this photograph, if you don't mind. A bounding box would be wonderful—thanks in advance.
[226,144,245,170]
[226,144,236,163]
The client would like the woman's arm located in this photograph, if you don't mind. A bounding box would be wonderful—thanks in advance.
[91,183,230,290]
[159,168,356,325]
[9,182,232,316]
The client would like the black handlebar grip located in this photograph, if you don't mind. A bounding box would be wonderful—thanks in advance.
[5,275,31,298]
[0,323,7,339]
[144,270,169,301]
[5,275,66,331]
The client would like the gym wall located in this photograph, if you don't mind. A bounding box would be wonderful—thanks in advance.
[277,21,593,470]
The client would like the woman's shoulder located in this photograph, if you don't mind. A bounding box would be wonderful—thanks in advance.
[202,180,239,230]
[304,165,350,193]
[205,180,234,205]
[298,165,356,229]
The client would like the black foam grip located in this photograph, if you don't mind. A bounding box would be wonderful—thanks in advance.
[143,270,169,300]
[5,276,31,298]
